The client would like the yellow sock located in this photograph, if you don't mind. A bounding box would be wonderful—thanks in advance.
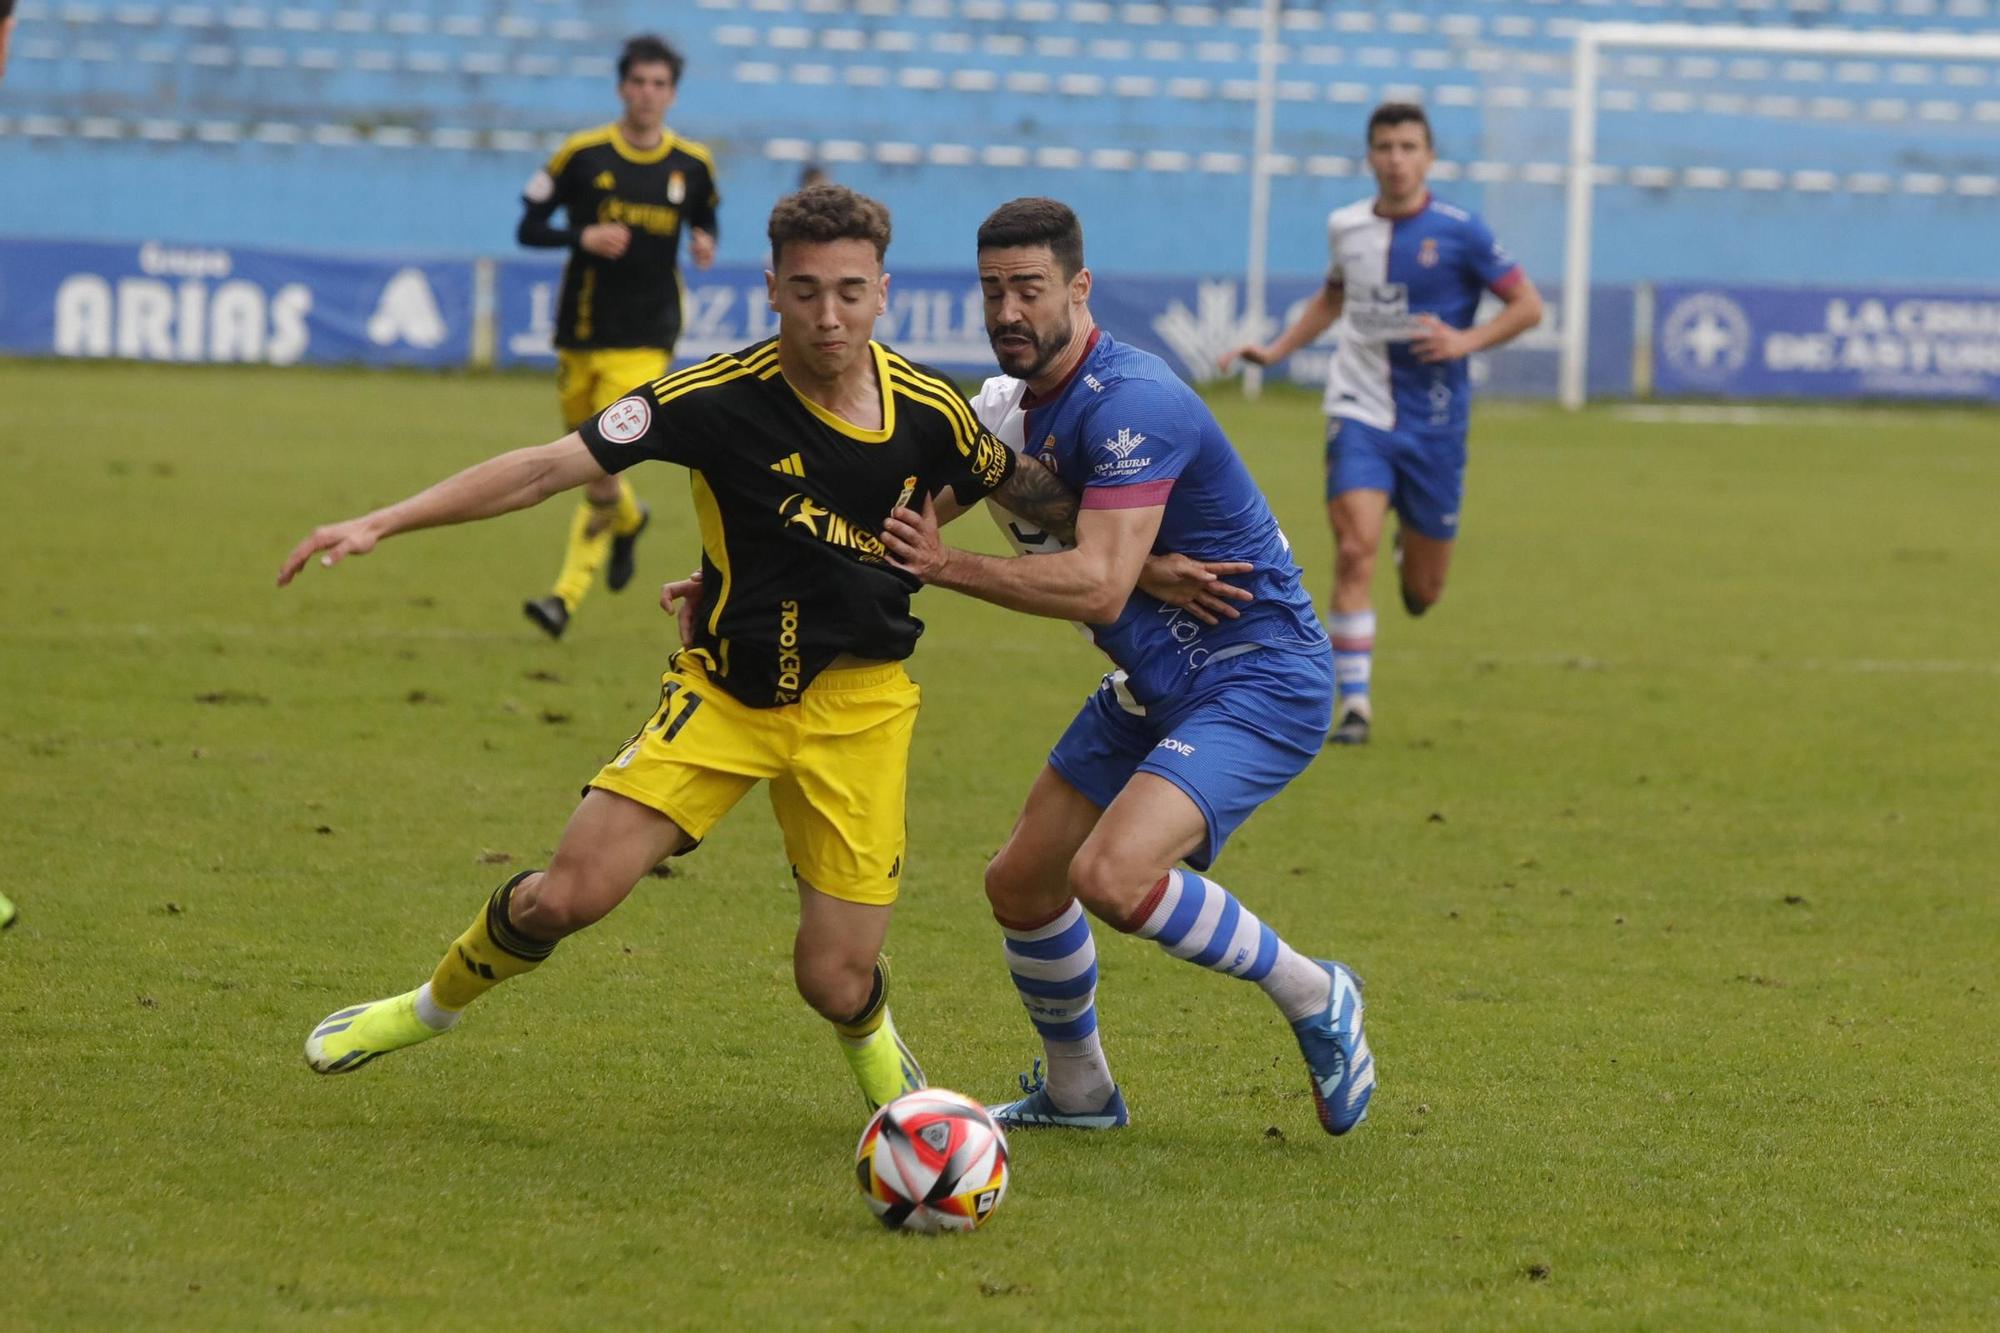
[612,477,644,537]
[550,500,616,610]
[429,872,558,1012]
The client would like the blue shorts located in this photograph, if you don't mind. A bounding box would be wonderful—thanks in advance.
[1325,415,1467,541]
[1047,645,1334,871]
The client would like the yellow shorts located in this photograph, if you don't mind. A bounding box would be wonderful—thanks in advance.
[588,655,922,906]
[556,347,671,430]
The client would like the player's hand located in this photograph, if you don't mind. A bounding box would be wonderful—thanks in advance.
[661,569,702,648]
[1411,315,1475,363]
[881,493,948,583]
[1138,555,1255,626]
[277,518,380,586]
[1218,344,1272,372]
[580,223,631,259]
[689,228,716,270]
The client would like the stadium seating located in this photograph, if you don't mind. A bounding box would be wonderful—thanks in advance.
[3,0,1996,279]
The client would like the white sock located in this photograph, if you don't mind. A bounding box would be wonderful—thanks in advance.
[412,981,461,1032]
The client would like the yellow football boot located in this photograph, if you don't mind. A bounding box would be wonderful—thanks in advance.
[304,988,445,1074]
[843,1009,926,1111]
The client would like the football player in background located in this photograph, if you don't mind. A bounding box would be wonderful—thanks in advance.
[1222,102,1542,745]
[516,34,718,639]
[0,0,18,83]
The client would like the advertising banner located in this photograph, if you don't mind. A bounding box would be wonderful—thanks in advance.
[494,258,1625,398]
[1654,283,2000,400]
[0,238,474,368]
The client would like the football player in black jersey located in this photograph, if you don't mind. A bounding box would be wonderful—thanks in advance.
[278,186,1076,1107]
[516,34,719,639]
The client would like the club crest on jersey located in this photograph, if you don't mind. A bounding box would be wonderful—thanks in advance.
[667,171,686,205]
[1418,238,1440,268]
[1037,434,1060,474]
[599,396,651,443]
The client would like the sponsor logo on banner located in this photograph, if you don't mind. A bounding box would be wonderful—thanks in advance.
[53,243,312,364]
[1661,291,1753,385]
[0,238,469,367]
[1654,284,2000,399]
[367,268,448,349]
[1150,279,1271,381]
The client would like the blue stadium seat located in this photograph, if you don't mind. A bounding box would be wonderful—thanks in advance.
[2,0,1995,279]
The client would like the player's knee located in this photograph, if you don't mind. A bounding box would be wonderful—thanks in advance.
[513,863,606,940]
[982,845,1039,917]
[1401,578,1442,616]
[794,949,874,1022]
[1335,532,1376,577]
[1065,847,1149,927]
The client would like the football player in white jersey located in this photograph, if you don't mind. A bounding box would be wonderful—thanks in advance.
[1222,103,1542,744]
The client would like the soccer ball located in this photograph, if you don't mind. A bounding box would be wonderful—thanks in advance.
[854,1088,1010,1233]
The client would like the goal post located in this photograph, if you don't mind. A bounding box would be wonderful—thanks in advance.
[1559,22,2000,409]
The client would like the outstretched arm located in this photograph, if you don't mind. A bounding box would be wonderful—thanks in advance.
[278,434,606,585]
[885,495,1161,625]
[1220,281,1344,371]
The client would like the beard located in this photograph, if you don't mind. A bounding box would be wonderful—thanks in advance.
[988,315,1073,381]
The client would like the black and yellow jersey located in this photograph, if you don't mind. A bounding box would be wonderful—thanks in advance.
[518,124,720,352]
[577,338,1017,708]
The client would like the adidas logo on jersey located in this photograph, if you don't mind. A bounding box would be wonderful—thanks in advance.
[593,170,615,190]
[770,453,805,477]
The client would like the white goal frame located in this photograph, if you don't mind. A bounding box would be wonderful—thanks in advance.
[1559,22,2000,409]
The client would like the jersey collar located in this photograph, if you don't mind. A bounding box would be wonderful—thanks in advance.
[782,342,897,444]
[610,125,675,165]
[1373,191,1431,221]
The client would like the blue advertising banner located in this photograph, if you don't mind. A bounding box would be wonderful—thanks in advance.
[0,238,474,367]
[1654,283,2000,400]
[494,258,1627,398]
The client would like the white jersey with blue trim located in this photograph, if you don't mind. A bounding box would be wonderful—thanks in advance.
[1321,193,1524,433]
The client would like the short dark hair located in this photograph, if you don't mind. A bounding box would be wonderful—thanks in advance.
[976,197,1085,278]
[1366,102,1432,149]
[619,35,684,84]
[767,184,893,268]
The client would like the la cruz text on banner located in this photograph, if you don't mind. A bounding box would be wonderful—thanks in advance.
[1655,283,2000,400]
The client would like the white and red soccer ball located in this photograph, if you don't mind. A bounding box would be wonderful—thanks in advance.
[854,1089,1010,1233]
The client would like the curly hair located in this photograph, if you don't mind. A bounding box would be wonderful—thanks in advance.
[766,185,893,268]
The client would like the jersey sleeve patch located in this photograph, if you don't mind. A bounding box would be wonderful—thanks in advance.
[597,395,652,444]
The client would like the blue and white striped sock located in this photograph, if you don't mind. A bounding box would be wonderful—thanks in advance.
[999,899,1115,1111]
[1330,609,1374,706]
[1127,869,1331,1022]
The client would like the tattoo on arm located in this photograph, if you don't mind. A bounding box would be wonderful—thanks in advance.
[994,461,1080,544]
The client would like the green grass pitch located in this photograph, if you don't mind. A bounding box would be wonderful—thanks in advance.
[3,361,1996,1328]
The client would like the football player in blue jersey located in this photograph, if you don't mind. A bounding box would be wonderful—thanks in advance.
[1223,103,1543,745]
[881,198,1373,1138]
